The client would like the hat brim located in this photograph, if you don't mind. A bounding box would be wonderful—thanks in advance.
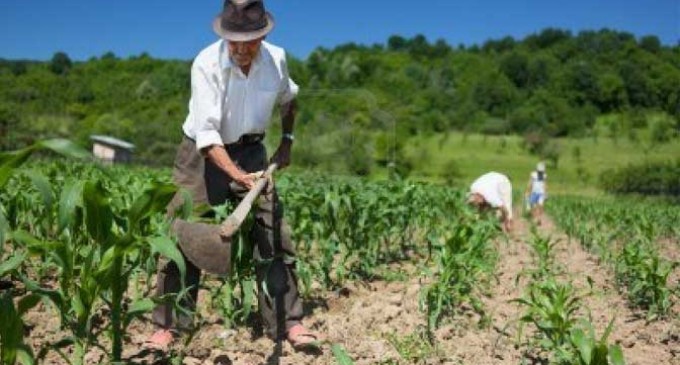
[212,12,275,41]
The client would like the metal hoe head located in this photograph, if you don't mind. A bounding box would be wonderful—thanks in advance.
[172,219,232,276]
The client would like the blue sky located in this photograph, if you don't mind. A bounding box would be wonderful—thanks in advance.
[1,0,678,61]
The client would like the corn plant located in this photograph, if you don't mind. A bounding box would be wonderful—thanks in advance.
[0,292,42,365]
[14,178,183,364]
[513,279,582,356]
[1,142,187,364]
[0,139,90,365]
[210,207,257,328]
[420,214,498,337]
[279,173,464,291]
[549,195,679,320]
[527,230,559,279]
[615,241,678,319]
[566,319,625,365]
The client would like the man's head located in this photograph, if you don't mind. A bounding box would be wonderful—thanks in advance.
[466,192,487,208]
[213,0,274,42]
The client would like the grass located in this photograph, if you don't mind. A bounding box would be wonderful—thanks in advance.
[401,132,680,195]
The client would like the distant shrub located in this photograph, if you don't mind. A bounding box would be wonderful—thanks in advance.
[600,160,680,196]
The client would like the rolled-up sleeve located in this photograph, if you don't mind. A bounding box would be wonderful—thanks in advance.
[278,54,299,105]
[190,61,223,151]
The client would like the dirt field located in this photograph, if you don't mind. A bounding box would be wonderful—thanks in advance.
[21,214,680,365]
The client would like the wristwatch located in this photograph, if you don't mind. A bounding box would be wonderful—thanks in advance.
[282,133,295,142]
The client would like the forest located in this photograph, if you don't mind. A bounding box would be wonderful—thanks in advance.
[1,28,678,168]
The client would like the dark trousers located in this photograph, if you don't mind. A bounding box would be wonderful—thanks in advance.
[153,136,303,338]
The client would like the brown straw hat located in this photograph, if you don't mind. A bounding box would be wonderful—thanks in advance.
[212,0,275,41]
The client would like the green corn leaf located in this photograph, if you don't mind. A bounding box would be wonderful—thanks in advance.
[124,298,155,329]
[21,278,65,311]
[17,294,41,316]
[71,294,86,320]
[36,139,91,160]
[148,236,186,282]
[601,317,616,343]
[127,182,177,232]
[15,345,35,365]
[0,146,35,189]
[0,291,30,365]
[83,180,113,245]
[331,344,355,365]
[0,139,89,189]
[0,208,9,251]
[0,252,25,277]
[572,328,593,364]
[23,170,54,212]
[179,188,193,219]
[608,344,625,365]
[592,343,610,364]
[241,279,254,317]
[11,231,63,259]
[127,298,155,316]
[95,245,117,283]
[58,179,83,232]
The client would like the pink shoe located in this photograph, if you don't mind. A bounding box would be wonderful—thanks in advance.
[287,324,321,351]
[144,329,175,351]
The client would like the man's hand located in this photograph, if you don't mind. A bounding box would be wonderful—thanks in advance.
[231,170,257,190]
[204,145,257,190]
[270,139,292,169]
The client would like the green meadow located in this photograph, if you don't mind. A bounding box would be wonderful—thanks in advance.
[401,132,679,196]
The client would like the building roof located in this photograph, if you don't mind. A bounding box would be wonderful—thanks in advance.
[90,135,135,150]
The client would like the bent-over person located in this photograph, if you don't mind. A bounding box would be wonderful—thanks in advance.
[467,171,513,232]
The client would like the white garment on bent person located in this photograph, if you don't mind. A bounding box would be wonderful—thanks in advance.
[182,40,299,150]
[530,171,547,195]
[470,172,513,219]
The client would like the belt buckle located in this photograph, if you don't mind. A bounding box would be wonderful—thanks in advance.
[241,134,263,144]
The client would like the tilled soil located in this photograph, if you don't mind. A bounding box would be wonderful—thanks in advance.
[18,213,680,364]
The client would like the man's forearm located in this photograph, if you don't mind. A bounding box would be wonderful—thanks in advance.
[204,145,241,178]
[281,99,296,134]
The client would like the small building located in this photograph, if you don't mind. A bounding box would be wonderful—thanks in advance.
[90,135,134,164]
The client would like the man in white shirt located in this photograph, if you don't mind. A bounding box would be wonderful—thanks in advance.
[467,172,513,232]
[149,0,317,351]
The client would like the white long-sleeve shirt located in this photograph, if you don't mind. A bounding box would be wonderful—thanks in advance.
[182,40,299,150]
[470,172,513,219]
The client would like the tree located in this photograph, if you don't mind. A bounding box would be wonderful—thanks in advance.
[49,51,72,75]
[525,28,572,49]
[387,35,407,51]
[639,35,661,54]
[500,51,530,87]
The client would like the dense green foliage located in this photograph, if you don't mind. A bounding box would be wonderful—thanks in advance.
[1,152,498,363]
[1,28,678,170]
[600,159,680,196]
